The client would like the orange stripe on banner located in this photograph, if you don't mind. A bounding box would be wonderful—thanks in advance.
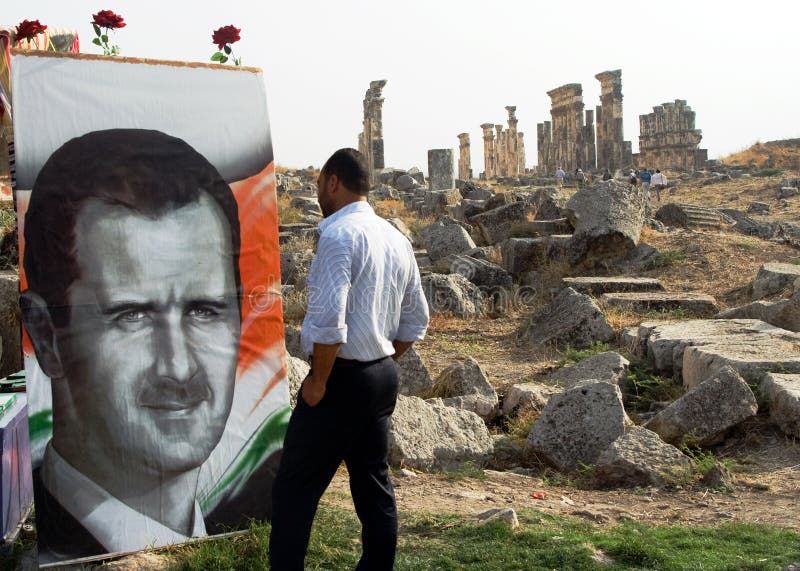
[231,161,284,378]
[249,359,288,415]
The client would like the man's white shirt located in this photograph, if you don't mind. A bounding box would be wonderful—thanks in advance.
[301,201,429,361]
[41,444,206,554]
[651,172,667,185]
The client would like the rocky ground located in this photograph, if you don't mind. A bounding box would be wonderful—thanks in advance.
[279,160,800,540]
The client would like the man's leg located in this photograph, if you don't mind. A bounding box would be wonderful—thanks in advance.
[344,359,398,571]
[269,382,352,570]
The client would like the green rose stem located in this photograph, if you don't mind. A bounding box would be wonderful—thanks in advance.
[92,24,120,56]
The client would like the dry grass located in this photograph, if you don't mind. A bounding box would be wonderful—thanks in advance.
[372,198,407,219]
[417,312,557,386]
[721,139,800,170]
[601,303,646,332]
[282,288,307,324]
[504,402,541,440]
[638,229,798,309]
[662,170,800,222]
[279,234,316,253]
[277,194,304,224]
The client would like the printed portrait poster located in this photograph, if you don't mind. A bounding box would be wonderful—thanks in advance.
[11,51,290,566]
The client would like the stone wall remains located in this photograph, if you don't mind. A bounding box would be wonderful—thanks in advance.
[636,100,707,171]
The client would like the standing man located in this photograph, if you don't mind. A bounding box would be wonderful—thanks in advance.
[575,168,585,189]
[651,169,667,202]
[269,148,429,570]
[639,167,652,201]
[555,166,565,187]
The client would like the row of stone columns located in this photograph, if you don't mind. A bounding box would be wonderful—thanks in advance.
[472,107,526,180]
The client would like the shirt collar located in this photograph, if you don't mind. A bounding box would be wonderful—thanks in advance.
[318,200,373,233]
[41,444,206,553]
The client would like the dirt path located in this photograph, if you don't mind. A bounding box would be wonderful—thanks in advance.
[326,439,800,531]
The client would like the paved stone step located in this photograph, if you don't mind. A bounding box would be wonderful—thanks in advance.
[562,277,664,294]
[601,292,718,315]
[635,319,800,390]
[655,203,729,229]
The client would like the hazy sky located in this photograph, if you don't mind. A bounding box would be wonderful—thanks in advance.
[6,1,800,172]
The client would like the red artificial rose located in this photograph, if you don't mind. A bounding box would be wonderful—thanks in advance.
[212,25,241,50]
[92,10,126,29]
[16,19,47,42]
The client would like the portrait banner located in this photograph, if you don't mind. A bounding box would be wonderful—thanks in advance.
[11,51,289,566]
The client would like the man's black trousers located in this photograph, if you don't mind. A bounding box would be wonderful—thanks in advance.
[269,356,399,570]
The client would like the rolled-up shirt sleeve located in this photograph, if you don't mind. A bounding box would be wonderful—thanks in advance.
[395,259,430,342]
[302,233,353,347]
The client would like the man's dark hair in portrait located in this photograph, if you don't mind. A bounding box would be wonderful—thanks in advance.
[24,129,242,324]
[21,128,250,562]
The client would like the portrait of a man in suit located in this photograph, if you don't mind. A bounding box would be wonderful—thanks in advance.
[21,128,244,561]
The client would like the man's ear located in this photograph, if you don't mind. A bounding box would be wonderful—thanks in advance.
[326,173,340,193]
[20,291,65,379]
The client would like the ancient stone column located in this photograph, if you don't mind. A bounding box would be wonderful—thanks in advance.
[537,121,553,175]
[547,83,586,172]
[505,106,519,176]
[583,109,597,170]
[637,100,706,171]
[357,79,387,185]
[517,132,526,175]
[457,133,472,181]
[595,70,632,171]
[495,125,505,178]
[428,149,454,191]
[480,123,495,179]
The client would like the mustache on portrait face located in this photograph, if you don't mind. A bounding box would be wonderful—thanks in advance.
[136,374,211,411]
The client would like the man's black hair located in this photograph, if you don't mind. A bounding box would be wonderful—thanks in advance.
[24,128,242,326]
[321,148,370,196]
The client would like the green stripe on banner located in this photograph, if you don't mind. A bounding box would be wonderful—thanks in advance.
[28,409,53,443]
[201,405,290,513]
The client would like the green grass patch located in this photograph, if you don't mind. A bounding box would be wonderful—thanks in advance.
[557,341,611,367]
[622,358,682,413]
[643,249,686,270]
[504,404,540,441]
[556,341,611,367]
[442,460,487,482]
[165,504,800,570]
[754,167,785,177]
[734,239,760,250]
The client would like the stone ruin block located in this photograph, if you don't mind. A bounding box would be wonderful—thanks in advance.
[428,149,454,191]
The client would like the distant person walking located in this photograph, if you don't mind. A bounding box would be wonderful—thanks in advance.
[575,168,585,189]
[639,168,652,200]
[651,169,667,202]
[602,168,612,181]
[555,167,565,187]
[628,169,638,188]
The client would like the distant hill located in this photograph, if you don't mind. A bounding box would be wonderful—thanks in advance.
[722,139,800,170]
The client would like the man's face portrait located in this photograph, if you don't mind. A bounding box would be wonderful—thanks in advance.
[54,194,240,475]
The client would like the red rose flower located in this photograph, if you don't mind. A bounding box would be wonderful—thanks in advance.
[212,25,241,50]
[16,19,47,42]
[92,10,126,29]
